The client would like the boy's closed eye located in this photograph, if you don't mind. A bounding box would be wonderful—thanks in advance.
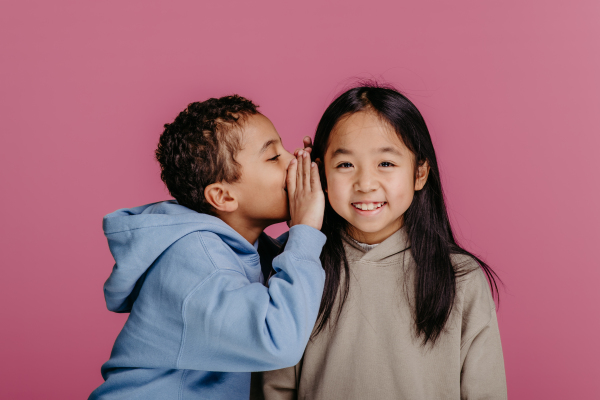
[268,154,281,162]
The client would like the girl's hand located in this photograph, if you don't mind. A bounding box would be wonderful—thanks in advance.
[286,149,325,231]
[293,136,313,157]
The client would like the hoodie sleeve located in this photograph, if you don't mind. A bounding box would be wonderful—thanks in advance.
[459,268,507,399]
[460,309,507,399]
[176,225,326,372]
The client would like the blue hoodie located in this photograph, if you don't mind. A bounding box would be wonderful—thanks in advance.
[89,201,326,400]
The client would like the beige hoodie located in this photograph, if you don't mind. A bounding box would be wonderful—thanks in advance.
[254,228,507,400]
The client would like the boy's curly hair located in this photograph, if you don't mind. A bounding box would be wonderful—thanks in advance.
[155,95,259,214]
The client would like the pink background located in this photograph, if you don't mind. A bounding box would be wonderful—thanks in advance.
[1,1,599,398]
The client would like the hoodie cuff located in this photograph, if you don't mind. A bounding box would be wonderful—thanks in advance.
[284,225,327,263]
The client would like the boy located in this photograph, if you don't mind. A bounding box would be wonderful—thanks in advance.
[89,95,326,399]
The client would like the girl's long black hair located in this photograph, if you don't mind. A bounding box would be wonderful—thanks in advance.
[312,83,500,345]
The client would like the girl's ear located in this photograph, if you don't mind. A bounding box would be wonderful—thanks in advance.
[204,183,239,213]
[414,160,430,191]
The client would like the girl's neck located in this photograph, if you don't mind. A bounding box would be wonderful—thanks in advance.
[346,216,404,245]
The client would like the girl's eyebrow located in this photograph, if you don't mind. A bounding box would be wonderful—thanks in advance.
[377,146,402,156]
[331,148,352,157]
[331,146,401,157]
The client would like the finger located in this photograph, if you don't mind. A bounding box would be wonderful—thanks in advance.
[310,161,323,192]
[286,158,297,199]
[294,147,302,156]
[302,151,311,190]
[303,136,313,148]
[303,147,312,154]
[296,151,304,190]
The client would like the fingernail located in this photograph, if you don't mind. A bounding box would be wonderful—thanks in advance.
[311,162,316,167]
[290,158,297,164]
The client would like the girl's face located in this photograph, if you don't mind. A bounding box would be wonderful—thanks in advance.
[323,111,429,244]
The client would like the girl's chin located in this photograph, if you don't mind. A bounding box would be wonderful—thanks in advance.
[347,219,403,238]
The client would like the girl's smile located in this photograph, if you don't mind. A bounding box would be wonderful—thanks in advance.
[351,201,386,211]
[350,201,388,219]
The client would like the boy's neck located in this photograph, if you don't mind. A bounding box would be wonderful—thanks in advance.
[216,212,266,246]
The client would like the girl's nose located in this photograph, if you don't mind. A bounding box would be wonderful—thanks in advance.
[353,170,378,192]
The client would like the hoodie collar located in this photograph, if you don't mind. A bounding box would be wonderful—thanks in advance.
[343,226,410,263]
[102,200,261,312]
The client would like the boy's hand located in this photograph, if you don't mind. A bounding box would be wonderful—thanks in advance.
[293,136,313,157]
[287,149,325,231]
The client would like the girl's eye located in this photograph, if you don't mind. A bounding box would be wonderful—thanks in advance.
[268,154,281,162]
[336,162,353,168]
[380,162,395,167]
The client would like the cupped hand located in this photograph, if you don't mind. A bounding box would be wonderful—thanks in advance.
[293,136,313,157]
[286,149,325,231]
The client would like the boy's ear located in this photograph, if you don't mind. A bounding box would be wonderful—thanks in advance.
[204,183,238,213]
[414,160,430,191]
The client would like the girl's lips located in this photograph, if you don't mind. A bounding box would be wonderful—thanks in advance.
[351,202,387,215]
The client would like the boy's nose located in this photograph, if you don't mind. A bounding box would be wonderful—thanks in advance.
[281,149,294,167]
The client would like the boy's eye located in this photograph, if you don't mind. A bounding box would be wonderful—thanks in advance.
[379,162,395,167]
[268,154,281,161]
[336,162,353,168]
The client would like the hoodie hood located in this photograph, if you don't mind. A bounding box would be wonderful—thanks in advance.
[102,200,257,312]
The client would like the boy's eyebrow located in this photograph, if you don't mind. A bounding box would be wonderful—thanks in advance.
[258,138,280,155]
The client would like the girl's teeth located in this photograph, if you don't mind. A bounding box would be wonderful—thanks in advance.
[354,202,384,210]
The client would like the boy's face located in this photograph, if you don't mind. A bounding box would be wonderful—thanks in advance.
[229,113,295,229]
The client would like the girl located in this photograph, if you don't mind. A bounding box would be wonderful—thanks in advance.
[259,84,507,399]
